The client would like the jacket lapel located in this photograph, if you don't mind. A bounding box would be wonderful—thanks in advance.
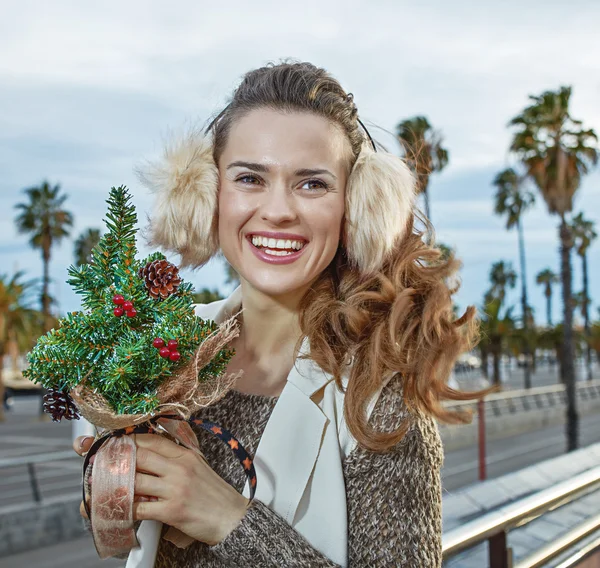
[195,287,348,566]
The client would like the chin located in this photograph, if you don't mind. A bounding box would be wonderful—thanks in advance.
[241,271,314,300]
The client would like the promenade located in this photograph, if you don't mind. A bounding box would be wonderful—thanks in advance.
[1,362,599,566]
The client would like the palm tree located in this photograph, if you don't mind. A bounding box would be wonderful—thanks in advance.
[480,296,515,386]
[509,85,599,451]
[536,268,559,327]
[489,261,517,305]
[396,116,449,222]
[74,228,102,266]
[479,262,518,385]
[0,272,39,422]
[571,213,597,381]
[14,181,73,331]
[493,168,536,388]
[539,324,566,383]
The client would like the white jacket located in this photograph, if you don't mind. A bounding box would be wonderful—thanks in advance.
[127,286,386,567]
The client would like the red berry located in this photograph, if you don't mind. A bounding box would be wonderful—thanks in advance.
[167,339,178,351]
[122,301,133,311]
[153,338,165,349]
[169,351,181,362]
[113,307,124,317]
[112,294,125,305]
[159,347,171,358]
[126,308,137,318]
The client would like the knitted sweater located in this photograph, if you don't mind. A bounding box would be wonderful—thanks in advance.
[152,378,444,567]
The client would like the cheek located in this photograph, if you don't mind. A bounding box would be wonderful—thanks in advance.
[217,185,253,241]
[303,199,345,242]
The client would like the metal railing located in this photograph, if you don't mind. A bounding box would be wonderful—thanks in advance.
[0,450,78,503]
[442,465,600,568]
[444,379,600,414]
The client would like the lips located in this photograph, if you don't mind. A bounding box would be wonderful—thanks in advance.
[246,235,309,265]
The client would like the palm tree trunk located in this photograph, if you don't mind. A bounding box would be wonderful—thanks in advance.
[42,237,52,332]
[423,186,432,223]
[517,219,532,388]
[582,253,592,381]
[493,353,501,385]
[491,340,501,385]
[555,339,564,384]
[546,290,552,327]
[41,235,52,417]
[559,217,579,452]
[480,347,489,378]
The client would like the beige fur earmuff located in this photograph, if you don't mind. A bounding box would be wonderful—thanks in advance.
[137,130,220,268]
[344,142,417,274]
[138,131,416,274]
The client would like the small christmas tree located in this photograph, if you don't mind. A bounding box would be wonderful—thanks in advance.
[23,186,233,417]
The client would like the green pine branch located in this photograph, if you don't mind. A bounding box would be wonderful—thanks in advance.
[24,185,235,417]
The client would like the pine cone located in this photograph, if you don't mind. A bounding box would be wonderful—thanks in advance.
[43,389,81,422]
[139,259,182,299]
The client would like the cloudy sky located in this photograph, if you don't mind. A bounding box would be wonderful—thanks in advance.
[1,0,599,324]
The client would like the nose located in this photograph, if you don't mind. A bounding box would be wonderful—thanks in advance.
[259,184,298,225]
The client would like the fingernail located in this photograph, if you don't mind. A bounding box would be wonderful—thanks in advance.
[80,436,92,449]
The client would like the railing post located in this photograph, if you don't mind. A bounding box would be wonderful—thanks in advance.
[489,531,513,568]
[478,397,486,481]
[27,463,42,502]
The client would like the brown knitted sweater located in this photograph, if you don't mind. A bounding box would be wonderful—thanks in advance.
[152,378,443,567]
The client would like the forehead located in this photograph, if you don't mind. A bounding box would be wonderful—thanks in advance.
[221,108,352,170]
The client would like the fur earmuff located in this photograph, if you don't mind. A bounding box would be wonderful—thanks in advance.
[344,144,417,274]
[137,130,220,268]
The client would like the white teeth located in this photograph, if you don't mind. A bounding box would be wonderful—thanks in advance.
[264,248,294,256]
[250,236,306,250]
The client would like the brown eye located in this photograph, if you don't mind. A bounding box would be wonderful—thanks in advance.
[301,179,329,192]
[237,175,261,185]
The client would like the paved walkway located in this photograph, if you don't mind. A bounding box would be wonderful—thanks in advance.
[2,386,600,566]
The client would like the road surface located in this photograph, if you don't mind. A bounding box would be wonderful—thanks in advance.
[1,391,599,567]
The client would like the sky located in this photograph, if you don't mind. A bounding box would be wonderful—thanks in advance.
[1,0,599,325]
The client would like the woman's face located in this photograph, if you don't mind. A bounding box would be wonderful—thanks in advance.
[217,108,351,299]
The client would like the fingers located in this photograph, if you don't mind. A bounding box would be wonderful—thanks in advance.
[135,447,171,477]
[80,500,89,520]
[73,436,94,456]
[135,472,167,499]
[135,494,158,503]
[133,433,188,460]
[132,500,162,522]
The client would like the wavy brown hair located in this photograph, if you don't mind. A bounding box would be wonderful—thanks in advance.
[208,60,491,452]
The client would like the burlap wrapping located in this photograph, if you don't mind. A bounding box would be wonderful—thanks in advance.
[71,314,242,431]
[75,313,244,560]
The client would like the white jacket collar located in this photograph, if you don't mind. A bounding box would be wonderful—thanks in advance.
[194,286,348,565]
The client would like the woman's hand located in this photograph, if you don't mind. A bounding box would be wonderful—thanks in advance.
[73,433,250,546]
[131,433,250,545]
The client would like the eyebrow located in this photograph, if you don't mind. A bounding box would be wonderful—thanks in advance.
[226,161,337,180]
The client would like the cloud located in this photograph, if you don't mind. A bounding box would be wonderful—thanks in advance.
[1,0,599,324]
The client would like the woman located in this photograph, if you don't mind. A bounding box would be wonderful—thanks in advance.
[76,60,482,567]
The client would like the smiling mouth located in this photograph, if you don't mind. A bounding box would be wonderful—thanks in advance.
[248,235,308,256]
